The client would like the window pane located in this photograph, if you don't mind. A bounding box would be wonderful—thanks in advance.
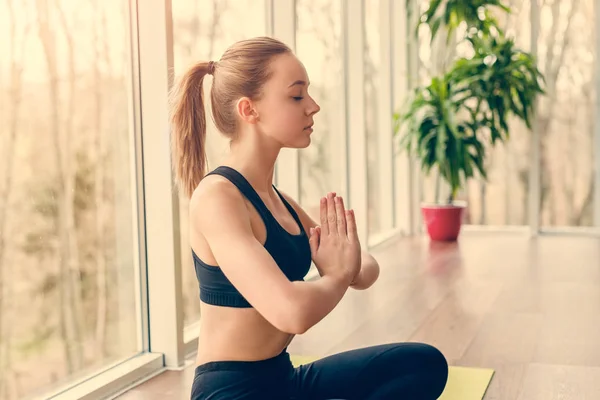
[463,0,532,226]
[296,0,346,218]
[0,1,140,399]
[538,0,596,227]
[171,0,267,328]
[365,0,384,236]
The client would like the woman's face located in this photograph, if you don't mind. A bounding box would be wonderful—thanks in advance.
[252,53,321,149]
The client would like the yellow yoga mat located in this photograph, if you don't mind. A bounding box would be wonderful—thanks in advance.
[438,366,494,400]
[290,355,494,400]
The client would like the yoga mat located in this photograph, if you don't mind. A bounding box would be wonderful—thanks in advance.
[290,355,494,400]
[438,365,494,400]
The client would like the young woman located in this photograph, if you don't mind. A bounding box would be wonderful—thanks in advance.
[169,36,448,400]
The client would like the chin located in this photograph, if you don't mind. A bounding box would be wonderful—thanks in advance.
[283,134,311,149]
[298,136,312,148]
[300,136,311,148]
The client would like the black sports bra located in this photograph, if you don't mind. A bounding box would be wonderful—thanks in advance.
[192,166,312,308]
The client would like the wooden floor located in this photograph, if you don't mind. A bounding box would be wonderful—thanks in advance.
[115,232,600,399]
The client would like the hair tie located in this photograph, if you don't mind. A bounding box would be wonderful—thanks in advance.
[207,61,216,75]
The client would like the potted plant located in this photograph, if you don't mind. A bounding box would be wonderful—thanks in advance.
[393,0,545,241]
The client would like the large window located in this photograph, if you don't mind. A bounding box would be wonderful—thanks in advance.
[0,1,140,399]
[171,0,268,329]
[296,0,346,219]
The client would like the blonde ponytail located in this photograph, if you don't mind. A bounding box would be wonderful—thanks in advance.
[169,62,212,198]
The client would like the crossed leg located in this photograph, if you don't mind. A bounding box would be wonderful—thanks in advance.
[291,342,448,400]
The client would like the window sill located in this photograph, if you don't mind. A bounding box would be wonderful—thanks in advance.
[39,352,164,400]
[367,227,404,249]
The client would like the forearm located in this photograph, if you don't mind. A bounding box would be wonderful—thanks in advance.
[291,274,351,333]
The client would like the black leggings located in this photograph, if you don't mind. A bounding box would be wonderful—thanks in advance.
[190,342,448,399]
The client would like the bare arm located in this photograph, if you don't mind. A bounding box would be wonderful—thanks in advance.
[277,190,380,289]
[191,180,353,334]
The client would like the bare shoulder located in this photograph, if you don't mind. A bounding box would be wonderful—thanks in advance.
[189,175,249,234]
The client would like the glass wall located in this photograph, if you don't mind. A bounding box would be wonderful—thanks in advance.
[296,0,347,220]
[171,0,268,328]
[0,0,140,399]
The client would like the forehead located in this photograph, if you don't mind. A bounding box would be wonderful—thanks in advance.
[269,53,309,87]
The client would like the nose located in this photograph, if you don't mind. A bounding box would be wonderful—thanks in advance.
[307,97,320,116]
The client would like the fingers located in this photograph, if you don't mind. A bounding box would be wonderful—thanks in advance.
[309,226,320,256]
[346,209,358,242]
[319,196,328,236]
[326,192,337,235]
[335,196,347,236]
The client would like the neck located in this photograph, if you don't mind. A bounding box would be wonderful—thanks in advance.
[223,131,281,193]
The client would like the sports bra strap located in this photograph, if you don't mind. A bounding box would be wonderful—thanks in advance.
[205,166,274,223]
[272,185,304,232]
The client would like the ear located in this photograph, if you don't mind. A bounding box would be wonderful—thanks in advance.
[235,97,259,124]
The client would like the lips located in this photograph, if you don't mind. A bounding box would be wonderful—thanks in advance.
[304,123,314,130]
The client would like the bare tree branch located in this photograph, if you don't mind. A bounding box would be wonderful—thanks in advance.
[0,0,30,397]
[35,0,84,372]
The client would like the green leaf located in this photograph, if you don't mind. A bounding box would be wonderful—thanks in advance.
[393,5,544,202]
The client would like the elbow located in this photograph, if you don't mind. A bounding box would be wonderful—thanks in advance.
[283,320,310,335]
[369,260,381,285]
[364,262,381,288]
[352,259,381,290]
[271,295,311,335]
[284,307,312,335]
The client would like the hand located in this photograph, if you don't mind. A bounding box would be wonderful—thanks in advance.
[308,192,361,285]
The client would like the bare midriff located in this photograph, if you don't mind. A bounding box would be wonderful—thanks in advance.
[195,303,294,365]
